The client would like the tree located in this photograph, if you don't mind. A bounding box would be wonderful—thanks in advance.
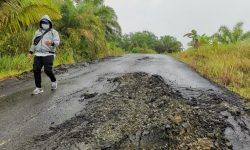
[198,34,213,46]
[0,0,61,32]
[76,0,121,40]
[213,22,250,44]
[155,36,182,53]
[184,30,199,48]
[57,0,77,36]
[117,34,131,51]
[58,0,116,61]
[95,5,121,40]
[117,31,182,53]
[184,30,213,48]
[129,31,158,50]
[69,12,107,61]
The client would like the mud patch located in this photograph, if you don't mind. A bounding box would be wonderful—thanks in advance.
[137,56,152,61]
[79,93,98,102]
[24,73,250,150]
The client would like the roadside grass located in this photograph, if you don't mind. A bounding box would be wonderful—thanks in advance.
[54,48,75,66]
[98,47,126,59]
[175,42,250,100]
[0,48,125,80]
[0,54,31,79]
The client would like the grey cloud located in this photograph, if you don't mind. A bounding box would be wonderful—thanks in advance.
[105,0,250,47]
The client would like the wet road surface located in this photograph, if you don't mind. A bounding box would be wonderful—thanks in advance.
[0,54,249,150]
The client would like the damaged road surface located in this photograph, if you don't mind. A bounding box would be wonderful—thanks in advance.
[0,54,250,150]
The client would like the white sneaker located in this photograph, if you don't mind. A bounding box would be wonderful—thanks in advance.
[32,88,44,95]
[51,81,57,90]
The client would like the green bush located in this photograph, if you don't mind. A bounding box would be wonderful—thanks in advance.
[0,28,35,56]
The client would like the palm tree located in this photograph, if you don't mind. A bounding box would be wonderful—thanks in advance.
[95,5,121,40]
[184,30,214,48]
[155,36,182,53]
[184,30,199,48]
[81,0,104,6]
[0,0,61,32]
[60,0,108,61]
[57,0,121,61]
[213,22,250,44]
[198,34,213,46]
[79,0,121,40]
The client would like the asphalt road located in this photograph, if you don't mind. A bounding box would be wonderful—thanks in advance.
[0,54,249,150]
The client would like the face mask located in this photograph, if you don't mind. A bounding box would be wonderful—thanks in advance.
[42,24,50,30]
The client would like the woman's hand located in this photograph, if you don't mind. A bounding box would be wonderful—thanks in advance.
[45,40,53,47]
[28,53,32,61]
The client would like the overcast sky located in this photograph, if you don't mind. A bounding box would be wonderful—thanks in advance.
[105,0,250,47]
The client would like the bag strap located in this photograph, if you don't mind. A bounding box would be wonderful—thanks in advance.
[40,29,51,37]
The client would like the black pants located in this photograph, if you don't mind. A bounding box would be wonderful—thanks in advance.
[33,55,56,88]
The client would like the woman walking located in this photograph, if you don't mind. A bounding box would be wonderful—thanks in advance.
[28,15,60,95]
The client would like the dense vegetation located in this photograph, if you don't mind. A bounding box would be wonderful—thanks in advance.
[117,31,182,54]
[0,0,124,78]
[184,22,250,49]
[1,1,248,101]
[177,23,250,100]
[0,0,182,79]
